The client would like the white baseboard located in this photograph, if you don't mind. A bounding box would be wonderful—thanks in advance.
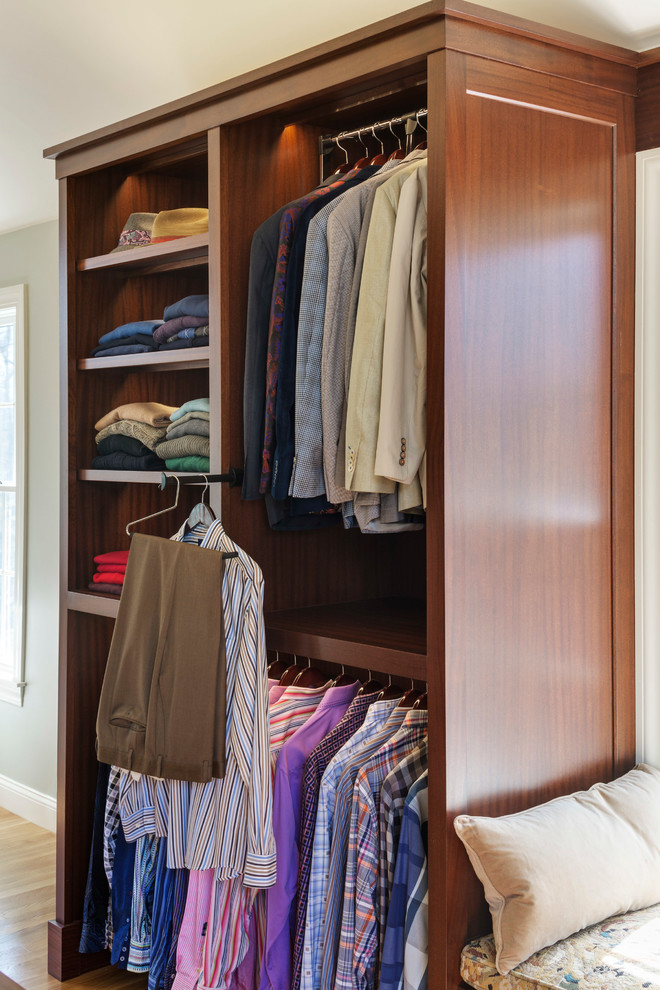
[0,773,56,832]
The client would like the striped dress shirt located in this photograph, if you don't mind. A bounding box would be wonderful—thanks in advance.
[128,834,160,972]
[317,705,408,990]
[379,772,428,990]
[163,519,276,881]
[291,692,377,990]
[268,681,333,775]
[172,869,215,990]
[299,699,402,990]
[378,738,428,961]
[334,711,428,990]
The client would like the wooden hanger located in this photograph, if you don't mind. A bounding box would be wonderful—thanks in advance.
[292,658,329,688]
[376,677,404,702]
[279,656,307,685]
[332,664,356,687]
[268,651,288,681]
[398,688,422,708]
[357,672,383,695]
[412,691,428,710]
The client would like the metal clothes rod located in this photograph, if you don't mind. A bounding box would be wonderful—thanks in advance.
[320,107,428,153]
[159,468,243,490]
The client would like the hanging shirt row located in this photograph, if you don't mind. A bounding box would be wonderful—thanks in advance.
[242,145,428,533]
[79,514,428,990]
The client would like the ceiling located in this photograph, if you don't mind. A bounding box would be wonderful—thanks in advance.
[2,0,659,237]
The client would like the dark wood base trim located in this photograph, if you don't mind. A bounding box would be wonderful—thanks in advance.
[47,919,109,982]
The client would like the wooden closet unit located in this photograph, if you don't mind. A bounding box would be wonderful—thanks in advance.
[44,3,637,989]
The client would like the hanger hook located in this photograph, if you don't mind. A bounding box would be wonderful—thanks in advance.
[371,125,384,155]
[389,119,402,149]
[356,128,369,154]
[335,132,349,164]
[201,474,210,505]
[416,109,428,133]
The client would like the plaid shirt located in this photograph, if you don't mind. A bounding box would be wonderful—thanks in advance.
[379,772,428,990]
[378,739,428,963]
[334,712,428,990]
[291,693,376,990]
[318,706,409,990]
[301,700,403,990]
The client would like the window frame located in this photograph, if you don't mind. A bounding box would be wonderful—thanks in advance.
[0,283,27,706]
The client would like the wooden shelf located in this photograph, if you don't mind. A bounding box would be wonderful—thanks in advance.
[77,234,209,274]
[65,594,427,679]
[78,469,202,483]
[265,598,427,680]
[68,590,120,617]
[78,348,209,372]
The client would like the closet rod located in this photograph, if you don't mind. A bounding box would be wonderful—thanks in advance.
[159,468,243,490]
[319,107,428,153]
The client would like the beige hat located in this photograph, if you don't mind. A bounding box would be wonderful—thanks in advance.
[151,208,209,242]
[111,212,157,252]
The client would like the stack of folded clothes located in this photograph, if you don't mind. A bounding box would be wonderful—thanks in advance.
[153,397,210,472]
[153,294,210,352]
[89,550,129,596]
[92,401,177,470]
[91,319,164,358]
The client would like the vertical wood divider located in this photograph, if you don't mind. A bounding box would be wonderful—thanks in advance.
[208,127,223,520]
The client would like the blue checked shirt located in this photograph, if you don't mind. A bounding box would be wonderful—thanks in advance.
[317,706,409,990]
[299,700,401,990]
[378,739,428,963]
[379,771,428,990]
[334,711,428,990]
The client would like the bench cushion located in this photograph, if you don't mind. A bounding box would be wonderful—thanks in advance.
[461,902,660,990]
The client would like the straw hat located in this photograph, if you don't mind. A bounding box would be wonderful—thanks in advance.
[110,212,157,252]
[151,208,209,242]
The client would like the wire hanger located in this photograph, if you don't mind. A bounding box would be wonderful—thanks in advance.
[369,125,388,166]
[126,475,182,536]
[388,120,406,161]
[184,474,216,534]
[333,133,352,175]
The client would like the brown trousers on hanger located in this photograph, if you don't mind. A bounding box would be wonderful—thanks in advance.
[96,532,226,781]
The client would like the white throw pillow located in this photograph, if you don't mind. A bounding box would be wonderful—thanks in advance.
[453,764,660,975]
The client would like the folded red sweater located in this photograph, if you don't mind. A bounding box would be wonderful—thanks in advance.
[95,563,127,573]
[92,571,125,585]
[94,550,130,565]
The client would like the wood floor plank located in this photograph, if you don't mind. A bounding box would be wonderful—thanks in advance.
[0,809,146,990]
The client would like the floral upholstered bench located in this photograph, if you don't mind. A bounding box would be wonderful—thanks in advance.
[461,902,660,990]
[454,765,660,990]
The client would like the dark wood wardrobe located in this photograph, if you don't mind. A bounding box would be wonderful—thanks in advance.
[44,2,640,988]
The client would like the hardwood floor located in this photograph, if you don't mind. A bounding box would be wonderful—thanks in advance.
[0,808,145,990]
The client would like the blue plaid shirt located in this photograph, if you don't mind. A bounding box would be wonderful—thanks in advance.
[379,771,428,990]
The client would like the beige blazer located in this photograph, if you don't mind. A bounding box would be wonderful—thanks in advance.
[344,159,426,494]
[375,163,428,501]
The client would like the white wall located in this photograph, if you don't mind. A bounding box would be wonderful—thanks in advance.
[0,220,59,827]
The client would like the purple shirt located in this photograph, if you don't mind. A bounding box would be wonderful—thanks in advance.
[258,680,361,990]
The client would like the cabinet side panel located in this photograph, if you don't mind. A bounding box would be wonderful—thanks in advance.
[443,51,633,984]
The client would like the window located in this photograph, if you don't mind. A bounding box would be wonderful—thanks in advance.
[0,284,26,706]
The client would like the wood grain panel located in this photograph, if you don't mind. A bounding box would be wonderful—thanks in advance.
[439,51,634,989]
[636,60,660,152]
[55,613,115,925]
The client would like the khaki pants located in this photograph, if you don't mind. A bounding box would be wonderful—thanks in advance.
[96,533,226,781]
